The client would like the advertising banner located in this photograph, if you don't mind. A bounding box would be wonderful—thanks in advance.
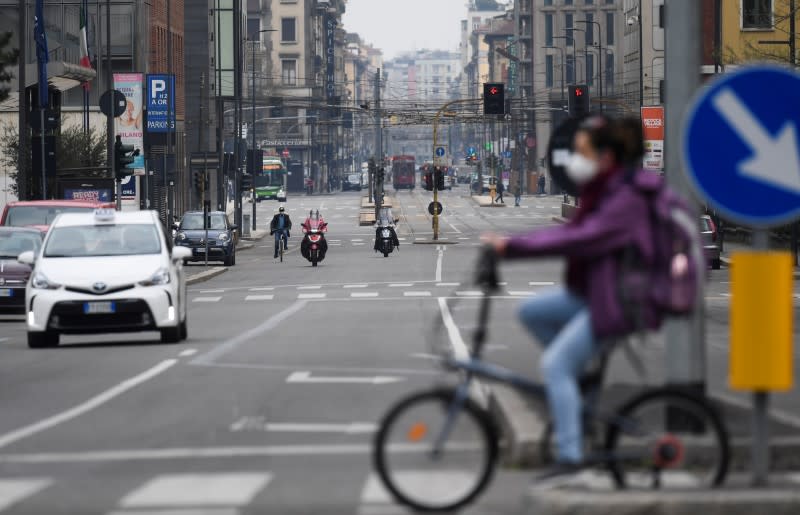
[114,73,144,199]
[641,106,664,171]
[146,74,175,133]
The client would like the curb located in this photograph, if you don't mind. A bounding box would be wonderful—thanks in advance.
[186,267,227,285]
[522,478,800,515]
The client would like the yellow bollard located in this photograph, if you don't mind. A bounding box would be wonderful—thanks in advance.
[729,251,794,392]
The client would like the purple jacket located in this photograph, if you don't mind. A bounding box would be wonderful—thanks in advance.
[505,171,658,338]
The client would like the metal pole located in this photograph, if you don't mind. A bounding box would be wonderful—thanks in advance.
[751,228,770,486]
[251,39,256,231]
[106,0,116,209]
[40,108,46,199]
[664,0,706,395]
[639,0,644,107]
[166,0,172,221]
[17,0,27,200]
[233,0,242,230]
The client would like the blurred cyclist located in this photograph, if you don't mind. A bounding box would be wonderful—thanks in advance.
[482,115,655,477]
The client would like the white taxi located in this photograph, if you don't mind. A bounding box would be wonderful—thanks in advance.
[18,209,192,348]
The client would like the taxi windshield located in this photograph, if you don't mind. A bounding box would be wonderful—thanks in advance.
[180,213,227,230]
[0,232,42,258]
[44,224,161,257]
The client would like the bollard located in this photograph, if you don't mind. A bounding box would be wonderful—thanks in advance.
[242,214,251,238]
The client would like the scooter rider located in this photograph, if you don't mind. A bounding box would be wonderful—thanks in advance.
[269,206,292,258]
[374,206,400,251]
[300,209,328,259]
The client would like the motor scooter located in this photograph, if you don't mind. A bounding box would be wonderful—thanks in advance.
[301,218,328,266]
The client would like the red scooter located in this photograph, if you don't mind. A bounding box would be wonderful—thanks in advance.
[300,217,328,267]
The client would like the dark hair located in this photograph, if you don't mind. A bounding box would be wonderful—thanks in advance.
[577,115,644,166]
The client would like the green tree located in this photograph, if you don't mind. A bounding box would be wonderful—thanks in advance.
[0,124,107,197]
[0,31,18,103]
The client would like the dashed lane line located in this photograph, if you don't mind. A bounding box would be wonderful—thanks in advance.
[193,297,222,303]
[298,293,326,300]
[245,295,275,301]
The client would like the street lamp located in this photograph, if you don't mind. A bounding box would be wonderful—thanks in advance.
[627,3,644,107]
[576,20,603,103]
[551,36,575,85]
[247,28,277,231]
[543,46,566,106]
[566,27,587,84]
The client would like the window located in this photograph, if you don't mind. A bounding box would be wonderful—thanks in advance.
[605,53,614,89]
[585,13,594,44]
[566,54,575,84]
[545,14,553,46]
[546,54,554,88]
[585,0,594,4]
[281,17,296,42]
[586,53,594,86]
[565,13,574,46]
[565,0,574,5]
[606,12,614,45]
[281,59,297,85]
[544,0,553,5]
[742,0,772,29]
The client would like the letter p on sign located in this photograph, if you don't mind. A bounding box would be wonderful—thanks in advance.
[151,79,166,99]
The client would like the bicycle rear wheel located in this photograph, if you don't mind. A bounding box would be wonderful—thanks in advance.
[373,388,499,512]
[604,388,729,490]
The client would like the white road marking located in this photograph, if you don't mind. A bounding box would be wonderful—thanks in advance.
[351,292,379,298]
[286,371,403,385]
[248,287,274,291]
[119,473,272,508]
[361,472,478,504]
[178,349,197,357]
[0,479,52,511]
[458,237,470,240]
[230,417,376,434]
[508,291,536,296]
[529,281,556,286]
[435,248,444,282]
[351,239,364,242]
[192,301,307,365]
[297,285,322,290]
[298,293,326,299]
[404,291,431,297]
[343,284,369,288]
[0,360,177,449]
[438,298,488,407]
[199,289,225,293]
[448,223,462,234]
[245,295,274,301]
[455,291,483,297]
[0,337,8,343]
[354,243,365,246]
[192,297,222,303]
[436,282,460,287]
[389,283,413,287]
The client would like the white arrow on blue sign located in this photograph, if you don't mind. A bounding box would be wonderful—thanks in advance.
[683,65,800,227]
[435,146,446,157]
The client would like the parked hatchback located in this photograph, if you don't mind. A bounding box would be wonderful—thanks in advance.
[0,227,43,314]
[1,199,116,235]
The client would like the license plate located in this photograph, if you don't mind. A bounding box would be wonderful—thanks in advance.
[0,289,12,298]
[83,301,116,314]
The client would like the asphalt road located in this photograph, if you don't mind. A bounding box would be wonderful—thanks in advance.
[0,186,797,514]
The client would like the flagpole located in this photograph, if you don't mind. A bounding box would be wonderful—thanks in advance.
[35,0,48,199]
[82,0,89,134]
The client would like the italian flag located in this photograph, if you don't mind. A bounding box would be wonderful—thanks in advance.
[79,4,92,90]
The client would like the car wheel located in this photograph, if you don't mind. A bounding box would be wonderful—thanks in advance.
[179,315,188,341]
[711,258,721,270]
[28,330,59,348]
[224,252,234,266]
[160,324,181,344]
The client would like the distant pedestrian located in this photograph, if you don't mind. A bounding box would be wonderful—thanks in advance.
[306,177,314,195]
[494,179,505,204]
[514,181,522,207]
[538,174,546,195]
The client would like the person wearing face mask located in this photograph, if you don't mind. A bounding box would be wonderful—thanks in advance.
[482,115,654,478]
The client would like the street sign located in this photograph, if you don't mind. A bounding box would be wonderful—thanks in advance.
[683,65,800,227]
[434,145,447,157]
[145,74,175,132]
[467,146,475,155]
[99,89,126,118]
[428,201,443,216]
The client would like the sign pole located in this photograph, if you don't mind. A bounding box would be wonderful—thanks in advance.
[751,229,770,487]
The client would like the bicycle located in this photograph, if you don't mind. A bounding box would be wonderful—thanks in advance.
[372,247,730,512]
[274,230,288,262]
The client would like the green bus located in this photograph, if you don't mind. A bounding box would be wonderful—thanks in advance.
[255,156,287,202]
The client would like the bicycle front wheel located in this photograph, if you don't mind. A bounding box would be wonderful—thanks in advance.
[604,388,730,490]
[373,388,499,512]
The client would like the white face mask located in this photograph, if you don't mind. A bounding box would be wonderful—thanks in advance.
[566,153,599,186]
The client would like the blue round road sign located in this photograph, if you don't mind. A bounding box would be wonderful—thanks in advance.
[435,146,446,157]
[683,65,800,227]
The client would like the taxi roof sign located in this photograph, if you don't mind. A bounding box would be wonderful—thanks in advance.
[93,208,116,222]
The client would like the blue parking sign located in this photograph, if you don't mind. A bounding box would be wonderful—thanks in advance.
[683,65,800,227]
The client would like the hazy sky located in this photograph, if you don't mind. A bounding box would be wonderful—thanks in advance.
[341,0,469,60]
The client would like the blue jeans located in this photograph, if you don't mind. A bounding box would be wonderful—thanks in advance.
[518,287,596,463]
[274,229,288,253]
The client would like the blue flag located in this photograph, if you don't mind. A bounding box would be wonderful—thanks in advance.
[34,0,49,108]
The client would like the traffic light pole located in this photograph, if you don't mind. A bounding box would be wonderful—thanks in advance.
[432,98,478,240]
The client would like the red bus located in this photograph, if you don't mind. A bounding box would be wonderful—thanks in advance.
[391,155,416,190]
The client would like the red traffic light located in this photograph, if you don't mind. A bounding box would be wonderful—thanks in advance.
[489,86,499,95]
[574,88,584,96]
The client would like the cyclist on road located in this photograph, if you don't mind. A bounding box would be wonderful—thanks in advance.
[269,205,292,258]
[482,115,655,476]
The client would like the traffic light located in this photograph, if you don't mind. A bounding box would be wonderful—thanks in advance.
[377,167,385,183]
[433,167,445,191]
[241,174,253,191]
[483,83,505,115]
[568,84,591,117]
[114,135,138,180]
[247,149,263,175]
[193,170,206,192]
[423,170,433,191]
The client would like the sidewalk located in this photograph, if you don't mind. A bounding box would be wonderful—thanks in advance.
[471,195,508,207]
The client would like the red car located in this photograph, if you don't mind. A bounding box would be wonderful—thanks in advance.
[0,199,116,234]
[0,227,43,313]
